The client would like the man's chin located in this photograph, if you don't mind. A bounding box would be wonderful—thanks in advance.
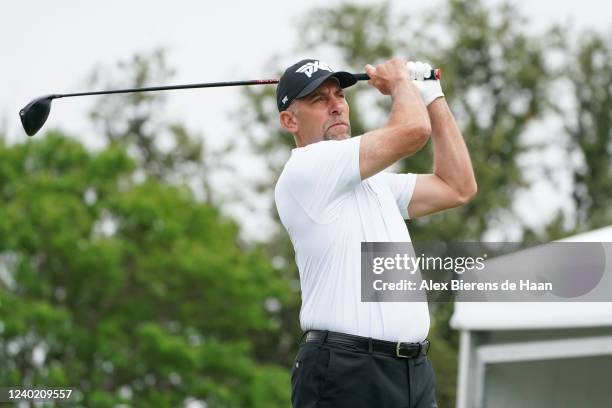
[323,127,351,141]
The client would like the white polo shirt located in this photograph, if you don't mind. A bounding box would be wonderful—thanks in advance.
[274,135,430,342]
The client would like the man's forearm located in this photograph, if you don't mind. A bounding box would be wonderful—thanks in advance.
[428,98,477,199]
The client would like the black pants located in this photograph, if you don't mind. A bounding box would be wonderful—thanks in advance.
[291,336,438,408]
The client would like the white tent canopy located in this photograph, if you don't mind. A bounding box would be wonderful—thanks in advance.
[451,225,612,408]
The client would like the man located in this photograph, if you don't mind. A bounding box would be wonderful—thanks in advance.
[274,57,477,408]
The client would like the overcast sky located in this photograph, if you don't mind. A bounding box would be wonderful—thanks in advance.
[1,0,610,240]
[2,0,609,141]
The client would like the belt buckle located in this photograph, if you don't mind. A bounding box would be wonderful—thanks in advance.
[396,342,411,358]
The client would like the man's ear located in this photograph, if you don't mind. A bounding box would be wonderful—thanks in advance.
[279,110,298,133]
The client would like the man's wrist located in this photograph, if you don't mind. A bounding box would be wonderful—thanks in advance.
[389,78,412,96]
[390,79,422,101]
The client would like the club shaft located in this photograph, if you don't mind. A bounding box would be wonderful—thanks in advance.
[56,79,281,99]
[54,69,440,99]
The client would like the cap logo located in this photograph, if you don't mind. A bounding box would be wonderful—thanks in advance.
[295,61,332,78]
[281,95,288,104]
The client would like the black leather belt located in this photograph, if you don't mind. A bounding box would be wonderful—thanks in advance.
[304,330,429,359]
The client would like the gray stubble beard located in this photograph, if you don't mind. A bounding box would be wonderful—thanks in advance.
[323,124,352,141]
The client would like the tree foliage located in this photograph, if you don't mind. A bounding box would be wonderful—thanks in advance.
[0,47,294,407]
[561,32,612,230]
[0,131,291,407]
[88,49,233,202]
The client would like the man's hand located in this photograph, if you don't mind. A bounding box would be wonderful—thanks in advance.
[407,61,444,106]
[364,58,412,96]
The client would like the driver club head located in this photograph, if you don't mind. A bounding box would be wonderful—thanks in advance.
[19,95,57,137]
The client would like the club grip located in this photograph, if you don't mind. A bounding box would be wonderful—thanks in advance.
[354,68,441,81]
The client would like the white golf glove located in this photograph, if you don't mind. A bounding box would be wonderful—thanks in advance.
[406,61,444,106]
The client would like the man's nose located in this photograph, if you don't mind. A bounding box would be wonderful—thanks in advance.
[329,96,345,115]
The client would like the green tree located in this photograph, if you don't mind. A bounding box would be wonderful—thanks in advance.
[0,131,290,407]
[519,28,612,243]
[406,0,549,242]
[2,48,293,407]
[560,31,612,231]
[88,49,231,202]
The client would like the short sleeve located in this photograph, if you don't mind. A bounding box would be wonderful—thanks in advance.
[378,172,417,219]
[285,136,362,223]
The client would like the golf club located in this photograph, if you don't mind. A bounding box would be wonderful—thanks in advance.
[19,69,441,136]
